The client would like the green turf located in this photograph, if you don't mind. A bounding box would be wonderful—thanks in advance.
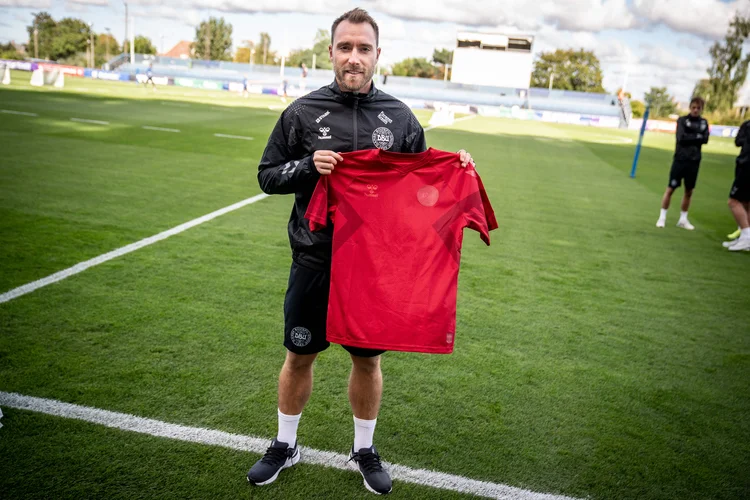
[1,72,749,500]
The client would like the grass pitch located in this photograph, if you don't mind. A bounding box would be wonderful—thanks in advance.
[0,71,748,499]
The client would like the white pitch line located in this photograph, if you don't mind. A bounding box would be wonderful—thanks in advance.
[1,109,38,117]
[0,391,579,500]
[214,133,254,141]
[70,117,110,125]
[0,193,269,304]
[142,125,181,133]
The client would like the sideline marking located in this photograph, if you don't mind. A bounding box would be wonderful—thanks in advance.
[0,194,269,304]
[142,125,181,133]
[0,391,579,500]
[70,118,110,125]
[1,109,38,117]
[214,133,254,141]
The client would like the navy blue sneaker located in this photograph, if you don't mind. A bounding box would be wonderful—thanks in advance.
[348,445,392,494]
[247,439,300,486]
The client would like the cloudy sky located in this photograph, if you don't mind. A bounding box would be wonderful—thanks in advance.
[0,0,746,101]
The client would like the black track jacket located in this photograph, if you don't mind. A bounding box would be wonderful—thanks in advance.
[673,115,709,163]
[257,80,427,269]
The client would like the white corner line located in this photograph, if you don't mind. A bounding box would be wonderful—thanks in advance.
[1,109,38,117]
[214,133,254,141]
[71,117,110,125]
[0,194,269,304]
[142,125,181,133]
[0,391,580,500]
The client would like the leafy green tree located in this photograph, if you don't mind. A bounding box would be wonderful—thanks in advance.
[392,57,437,78]
[531,49,605,92]
[96,33,120,65]
[124,36,156,55]
[193,17,233,61]
[288,29,332,70]
[432,47,452,79]
[630,100,645,118]
[703,14,750,112]
[0,42,24,60]
[692,79,712,101]
[26,12,56,59]
[644,86,678,118]
[27,13,92,61]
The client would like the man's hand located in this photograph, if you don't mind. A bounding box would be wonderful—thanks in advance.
[458,149,473,168]
[313,150,343,175]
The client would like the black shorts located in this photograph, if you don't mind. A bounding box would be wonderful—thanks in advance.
[283,261,385,357]
[668,160,700,190]
[730,164,750,202]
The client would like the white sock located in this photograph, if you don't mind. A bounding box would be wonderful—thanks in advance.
[741,227,750,239]
[659,208,667,220]
[353,416,377,451]
[277,409,301,447]
[679,211,688,221]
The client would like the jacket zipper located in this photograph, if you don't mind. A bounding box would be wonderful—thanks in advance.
[353,97,359,150]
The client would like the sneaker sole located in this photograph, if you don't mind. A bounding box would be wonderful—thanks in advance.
[723,240,738,248]
[347,453,392,495]
[248,449,300,486]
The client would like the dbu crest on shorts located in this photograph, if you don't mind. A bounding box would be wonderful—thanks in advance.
[290,326,312,347]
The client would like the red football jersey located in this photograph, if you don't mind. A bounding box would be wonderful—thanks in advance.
[305,147,498,354]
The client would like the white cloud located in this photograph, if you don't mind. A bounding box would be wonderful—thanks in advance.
[639,45,708,72]
[632,0,741,39]
[0,0,51,7]
[187,0,350,15]
[541,0,637,32]
[68,0,110,5]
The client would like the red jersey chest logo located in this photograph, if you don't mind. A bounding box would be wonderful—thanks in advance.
[365,184,379,198]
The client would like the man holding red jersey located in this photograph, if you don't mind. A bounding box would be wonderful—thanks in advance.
[249,8,473,494]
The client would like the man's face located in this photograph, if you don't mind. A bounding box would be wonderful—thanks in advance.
[330,20,380,93]
[689,102,703,117]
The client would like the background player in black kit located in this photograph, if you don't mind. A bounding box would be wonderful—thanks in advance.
[656,97,709,230]
[723,119,750,251]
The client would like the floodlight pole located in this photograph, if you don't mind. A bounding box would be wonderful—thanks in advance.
[33,26,38,59]
[105,27,111,60]
[123,1,128,56]
[630,106,650,178]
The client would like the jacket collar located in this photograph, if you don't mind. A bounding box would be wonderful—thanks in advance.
[328,79,378,103]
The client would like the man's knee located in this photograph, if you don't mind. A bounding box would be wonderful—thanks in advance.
[351,353,381,374]
[728,197,741,208]
[283,351,317,372]
[684,189,694,198]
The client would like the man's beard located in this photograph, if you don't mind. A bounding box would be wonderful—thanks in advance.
[335,64,374,92]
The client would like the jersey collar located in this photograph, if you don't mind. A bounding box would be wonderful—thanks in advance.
[328,79,378,104]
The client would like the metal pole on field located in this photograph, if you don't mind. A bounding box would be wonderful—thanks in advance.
[630,106,650,178]
[129,16,135,65]
[123,1,128,55]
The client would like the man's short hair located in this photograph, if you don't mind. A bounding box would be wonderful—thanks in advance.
[690,96,705,108]
[331,8,379,47]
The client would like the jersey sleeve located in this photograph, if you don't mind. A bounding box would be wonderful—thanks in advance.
[305,176,331,231]
[458,165,498,245]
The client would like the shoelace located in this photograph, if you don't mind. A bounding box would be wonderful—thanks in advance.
[260,445,293,465]
[349,451,384,474]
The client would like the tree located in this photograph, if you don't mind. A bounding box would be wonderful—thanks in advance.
[27,13,92,62]
[124,36,156,55]
[26,12,56,59]
[95,33,120,65]
[234,46,251,63]
[703,14,750,112]
[692,79,712,101]
[193,17,233,61]
[630,100,645,118]
[0,42,24,60]
[287,29,332,69]
[392,57,437,78]
[531,49,605,92]
[432,48,453,79]
[644,87,678,118]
